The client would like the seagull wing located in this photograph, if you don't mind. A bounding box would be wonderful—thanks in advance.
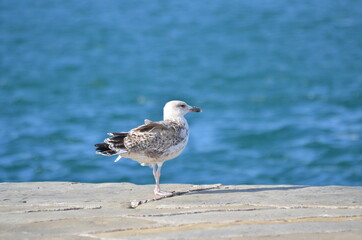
[124,122,177,154]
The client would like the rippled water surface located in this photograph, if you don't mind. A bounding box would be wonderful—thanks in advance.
[1,0,361,185]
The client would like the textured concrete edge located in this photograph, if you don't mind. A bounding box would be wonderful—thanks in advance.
[1,182,361,240]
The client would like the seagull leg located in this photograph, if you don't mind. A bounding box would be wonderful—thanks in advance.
[152,163,174,196]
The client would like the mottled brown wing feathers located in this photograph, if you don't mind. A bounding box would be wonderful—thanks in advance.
[135,122,170,133]
[124,122,178,154]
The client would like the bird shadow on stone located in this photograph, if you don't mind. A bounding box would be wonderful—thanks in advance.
[186,186,309,195]
[129,185,309,208]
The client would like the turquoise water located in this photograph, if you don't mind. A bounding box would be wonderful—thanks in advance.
[1,1,361,186]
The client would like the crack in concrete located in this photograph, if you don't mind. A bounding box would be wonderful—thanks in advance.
[247,204,362,210]
[125,207,270,217]
[25,205,102,213]
[27,213,158,225]
[90,215,362,238]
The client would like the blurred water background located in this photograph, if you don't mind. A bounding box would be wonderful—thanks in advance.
[1,0,361,186]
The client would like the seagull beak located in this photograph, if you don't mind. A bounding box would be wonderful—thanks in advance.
[189,106,202,112]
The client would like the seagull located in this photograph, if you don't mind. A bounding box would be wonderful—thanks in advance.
[95,100,202,196]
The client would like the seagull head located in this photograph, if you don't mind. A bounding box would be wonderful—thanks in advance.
[163,100,202,120]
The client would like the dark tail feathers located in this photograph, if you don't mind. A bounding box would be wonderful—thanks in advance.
[95,143,116,156]
[95,132,128,156]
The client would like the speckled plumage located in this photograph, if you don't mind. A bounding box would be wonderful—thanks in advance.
[95,100,201,195]
[120,120,189,164]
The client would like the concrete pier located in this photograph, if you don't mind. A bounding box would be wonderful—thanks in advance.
[0,182,361,239]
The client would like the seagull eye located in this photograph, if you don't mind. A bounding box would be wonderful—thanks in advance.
[180,104,186,108]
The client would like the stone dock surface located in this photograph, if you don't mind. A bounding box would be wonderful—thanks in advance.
[0,182,361,240]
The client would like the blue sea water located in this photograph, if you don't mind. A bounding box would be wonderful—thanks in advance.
[1,0,361,186]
